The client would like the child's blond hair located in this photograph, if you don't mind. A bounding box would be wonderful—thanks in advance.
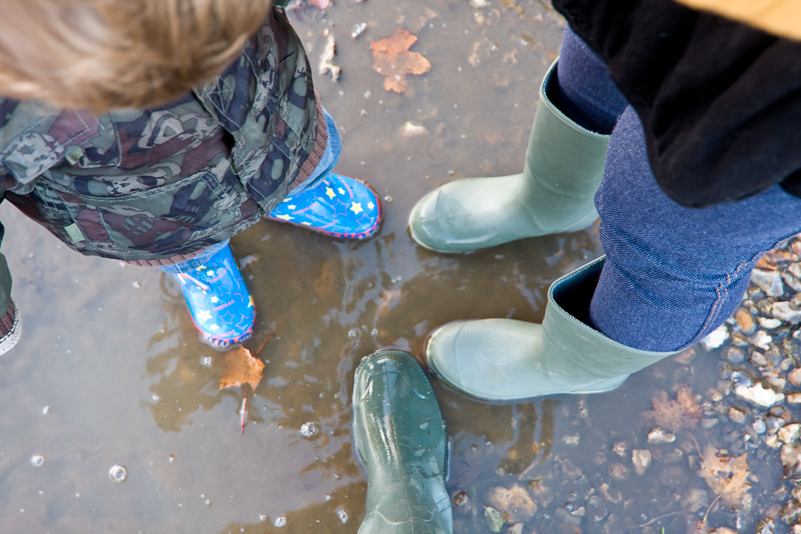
[0,0,272,113]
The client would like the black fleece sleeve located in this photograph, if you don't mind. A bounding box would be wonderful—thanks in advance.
[553,0,801,208]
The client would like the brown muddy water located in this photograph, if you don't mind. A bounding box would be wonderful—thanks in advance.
[0,1,792,533]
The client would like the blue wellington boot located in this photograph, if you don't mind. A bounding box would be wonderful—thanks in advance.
[175,244,255,349]
[352,350,452,534]
[267,174,382,239]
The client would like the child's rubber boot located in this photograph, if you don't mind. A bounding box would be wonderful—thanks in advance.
[409,60,609,253]
[352,350,452,534]
[175,244,255,349]
[268,174,381,240]
[426,257,678,401]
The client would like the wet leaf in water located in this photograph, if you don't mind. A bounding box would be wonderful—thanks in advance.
[484,506,504,533]
[698,445,751,507]
[219,346,265,391]
[644,384,702,431]
[370,29,431,93]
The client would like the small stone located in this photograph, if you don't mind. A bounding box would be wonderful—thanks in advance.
[647,428,676,444]
[452,491,469,508]
[612,441,627,457]
[734,309,757,334]
[753,418,768,434]
[400,121,428,137]
[487,485,537,523]
[771,302,801,323]
[781,443,801,473]
[788,368,801,386]
[779,423,801,443]
[700,325,729,350]
[586,495,607,522]
[759,317,783,329]
[632,449,651,475]
[782,272,801,292]
[755,519,775,534]
[749,330,773,351]
[702,418,720,429]
[728,407,747,424]
[781,500,801,525]
[752,269,785,297]
[608,462,629,480]
[788,393,801,404]
[735,383,785,407]
[505,524,524,534]
[750,351,770,367]
[599,483,621,503]
[724,347,745,364]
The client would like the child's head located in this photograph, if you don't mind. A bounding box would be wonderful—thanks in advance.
[0,0,273,114]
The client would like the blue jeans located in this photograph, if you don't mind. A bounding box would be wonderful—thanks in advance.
[161,108,343,274]
[557,28,801,352]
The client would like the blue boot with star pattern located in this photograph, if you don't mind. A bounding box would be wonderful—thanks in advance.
[267,174,381,239]
[175,244,255,349]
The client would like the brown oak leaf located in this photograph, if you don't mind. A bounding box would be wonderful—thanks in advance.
[644,385,702,431]
[219,346,265,391]
[698,445,751,506]
[371,29,431,93]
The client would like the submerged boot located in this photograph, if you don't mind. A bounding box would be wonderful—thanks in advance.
[352,350,452,534]
[175,244,255,349]
[267,174,382,240]
[409,60,609,253]
[425,257,677,402]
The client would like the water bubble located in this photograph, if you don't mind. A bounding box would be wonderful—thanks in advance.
[201,493,211,507]
[371,329,379,337]
[41,406,50,416]
[108,465,128,483]
[347,329,359,339]
[383,195,393,203]
[325,493,333,502]
[168,455,176,463]
[151,394,161,402]
[336,506,349,523]
[274,516,287,527]
[259,514,268,522]
[300,422,319,438]
[200,356,213,368]
[30,455,45,467]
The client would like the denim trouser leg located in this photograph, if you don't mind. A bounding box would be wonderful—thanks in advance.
[555,27,801,352]
[589,108,801,352]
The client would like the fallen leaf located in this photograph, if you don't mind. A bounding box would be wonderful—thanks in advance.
[219,346,265,391]
[484,506,504,533]
[644,385,702,431]
[371,29,431,93]
[698,445,751,506]
[318,34,341,82]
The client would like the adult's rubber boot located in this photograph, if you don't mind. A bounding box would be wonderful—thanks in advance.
[425,257,678,401]
[352,350,452,534]
[408,60,610,253]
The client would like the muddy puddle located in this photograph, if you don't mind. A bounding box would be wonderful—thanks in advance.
[0,1,789,533]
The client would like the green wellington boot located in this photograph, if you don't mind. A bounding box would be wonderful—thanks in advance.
[352,350,452,534]
[409,60,610,253]
[425,257,678,402]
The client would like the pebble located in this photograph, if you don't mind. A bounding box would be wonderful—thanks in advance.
[789,393,801,404]
[789,368,801,386]
[735,383,785,407]
[779,423,801,443]
[734,309,757,334]
[631,449,651,475]
[487,485,537,523]
[749,330,773,351]
[758,317,783,330]
[752,269,785,297]
[700,325,729,350]
[647,428,676,444]
[724,347,745,364]
[771,302,801,323]
[728,407,747,424]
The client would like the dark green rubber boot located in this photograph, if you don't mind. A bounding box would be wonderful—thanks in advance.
[426,257,678,401]
[352,350,452,534]
[408,60,610,253]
